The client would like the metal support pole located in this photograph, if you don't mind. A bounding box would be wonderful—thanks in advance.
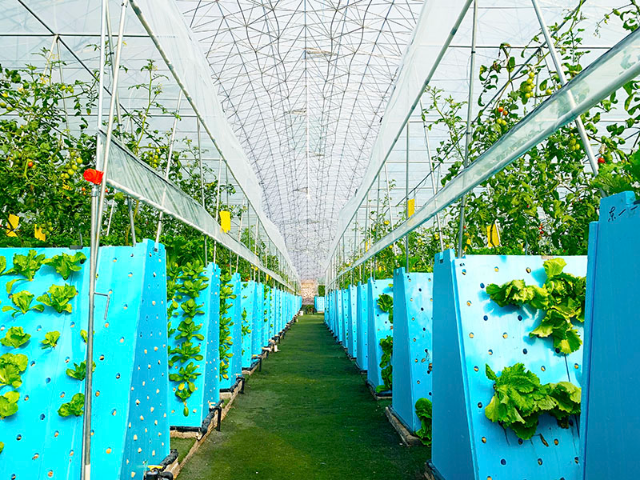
[254,218,260,283]
[128,197,137,246]
[530,0,600,175]
[83,2,125,479]
[154,90,183,247]
[374,175,381,274]
[457,0,478,258]
[196,120,208,262]
[212,159,224,263]
[405,122,410,272]
[364,192,371,278]
[235,201,245,273]
[425,130,445,252]
[105,200,115,237]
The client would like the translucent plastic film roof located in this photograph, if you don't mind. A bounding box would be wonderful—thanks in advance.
[178,0,424,280]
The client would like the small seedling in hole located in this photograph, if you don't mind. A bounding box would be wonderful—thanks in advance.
[2,291,45,317]
[58,393,85,417]
[41,331,60,349]
[0,391,20,418]
[0,327,31,348]
[66,360,95,381]
[0,353,28,388]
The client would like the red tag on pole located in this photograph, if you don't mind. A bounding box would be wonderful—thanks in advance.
[83,168,104,185]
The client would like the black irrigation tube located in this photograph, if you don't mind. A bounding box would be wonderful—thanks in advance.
[144,449,178,479]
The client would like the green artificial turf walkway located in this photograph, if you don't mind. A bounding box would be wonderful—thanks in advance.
[177,314,430,480]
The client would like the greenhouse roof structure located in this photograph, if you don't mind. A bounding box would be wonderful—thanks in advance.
[3,0,640,287]
[178,0,424,280]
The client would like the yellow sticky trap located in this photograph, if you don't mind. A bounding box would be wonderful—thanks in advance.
[219,210,231,233]
[6,214,19,237]
[487,222,501,248]
[407,198,415,217]
[365,241,369,252]
[34,225,47,241]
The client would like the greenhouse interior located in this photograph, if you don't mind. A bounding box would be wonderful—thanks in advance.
[0,0,638,478]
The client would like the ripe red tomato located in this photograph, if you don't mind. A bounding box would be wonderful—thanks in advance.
[597,157,605,164]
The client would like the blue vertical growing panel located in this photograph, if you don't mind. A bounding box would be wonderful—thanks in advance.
[366,278,393,391]
[275,289,282,334]
[432,250,586,480]
[341,289,349,346]
[391,268,433,433]
[252,283,264,358]
[229,273,243,387]
[241,281,256,369]
[315,296,325,313]
[269,288,276,340]
[167,261,218,427]
[262,285,269,345]
[328,292,334,329]
[327,291,333,331]
[347,285,358,357]
[331,291,336,332]
[336,289,343,340]
[219,273,240,391]
[355,283,369,371]
[203,264,221,413]
[262,286,271,347]
[0,240,170,480]
[581,192,640,480]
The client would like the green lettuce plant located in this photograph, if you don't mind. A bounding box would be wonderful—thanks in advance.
[377,335,393,393]
[42,252,86,280]
[66,360,95,381]
[58,393,85,417]
[486,258,585,353]
[377,293,394,324]
[0,391,20,418]
[0,353,28,388]
[0,327,31,348]
[6,250,46,281]
[2,290,45,317]
[484,363,581,440]
[219,272,236,381]
[415,398,433,447]
[37,284,78,313]
[41,331,60,349]
[169,362,202,416]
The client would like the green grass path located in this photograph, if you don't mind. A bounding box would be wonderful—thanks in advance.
[177,314,429,480]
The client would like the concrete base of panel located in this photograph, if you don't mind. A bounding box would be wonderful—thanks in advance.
[384,406,423,447]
